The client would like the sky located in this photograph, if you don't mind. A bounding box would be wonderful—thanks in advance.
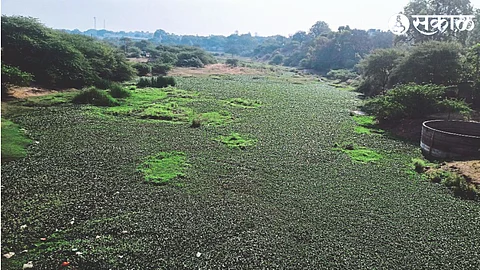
[2,0,480,36]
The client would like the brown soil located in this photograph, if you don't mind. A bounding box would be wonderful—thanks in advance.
[8,86,75,99]
[168,64,263,76]
[443,160,480,185]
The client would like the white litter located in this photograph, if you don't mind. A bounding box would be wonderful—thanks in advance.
[3,252,15,259]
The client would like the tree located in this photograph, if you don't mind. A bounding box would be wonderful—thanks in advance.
[309,21,331,38]
[292,31,308,43]
[466,9,480,45]
[357,48,405,96]
[392,41,463,86]
[269,54,284,65]
[133,63,151,76]
[399,0,474,45]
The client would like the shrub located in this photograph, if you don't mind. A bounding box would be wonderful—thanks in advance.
[137,77,176,88]
[133,63,151,76]
[93,78,113,90]
[72,87,119,107]
[151,63,172,76]
[411,158,428,173]
[2,16,135,89]
[326,69,358,82]
[269,54,284,65]
[362,83,472,121]
[1,63,34,99]
[225,58,239,67]
[176,57,204,68]
[190,118,202,128]
[110,83,131,98]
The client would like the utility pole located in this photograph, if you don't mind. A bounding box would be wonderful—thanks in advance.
[94,17,96,30]
[104,19,106,29]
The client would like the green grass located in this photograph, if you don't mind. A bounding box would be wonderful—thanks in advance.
[214,132,256,149]
[93,87,200,123]
[2,75,480,269]
[195,111,233,126]
[352,115,376,127]
[345,148,383,163]
[334,143,383,163]
[137,151,188,184]
[13,92,77,107]
[354,126,372,135]
[1,118,32,161]
[352,115,384,135]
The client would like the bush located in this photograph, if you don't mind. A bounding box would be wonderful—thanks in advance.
[72,87,119,106]
[269,54,284,65]
[326,69,358,82]
[411,158,428,173]
[2,16,135,89]
[94,79,113,90]
[110,83,131,98]
[133,63,151,76]
[1,63,34,99]
[151,63,172,76]
[225,58,239,67]
[363,83,472,121]
[176,57,204,68]
[137,77,176,88]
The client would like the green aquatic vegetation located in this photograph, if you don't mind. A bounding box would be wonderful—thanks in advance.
[137,151,188,184]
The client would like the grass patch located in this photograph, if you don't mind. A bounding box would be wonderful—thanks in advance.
[1,118,32,161]
[193,111,233,126]
[139,102,193,122]
[137,151,188,185]
[226,98,262,108]
[334,143,383,163]
[215,132,256,149]
[354,126,372,135]
[352,115,375,127]
[14,92,77,107]
[352,115,384,135]
[98,87,199,123]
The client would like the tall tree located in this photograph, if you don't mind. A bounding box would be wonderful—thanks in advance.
[308,21,331,39]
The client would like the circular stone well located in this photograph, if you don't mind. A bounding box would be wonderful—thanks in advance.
[421,120,480,159]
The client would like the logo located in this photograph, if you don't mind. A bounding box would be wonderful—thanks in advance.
[388,14,475,35]
[389,14,410,35]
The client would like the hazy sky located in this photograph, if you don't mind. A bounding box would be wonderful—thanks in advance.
[2,0,480,36]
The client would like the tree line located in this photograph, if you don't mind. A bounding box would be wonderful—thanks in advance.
[1,16,217,97]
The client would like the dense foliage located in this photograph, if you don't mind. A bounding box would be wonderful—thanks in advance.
[1,63,34,98]
[109,83,132,98]
[362,84,472,121]
[71,87,119,106]
[137,76,176,88]
[1,16,135,89]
